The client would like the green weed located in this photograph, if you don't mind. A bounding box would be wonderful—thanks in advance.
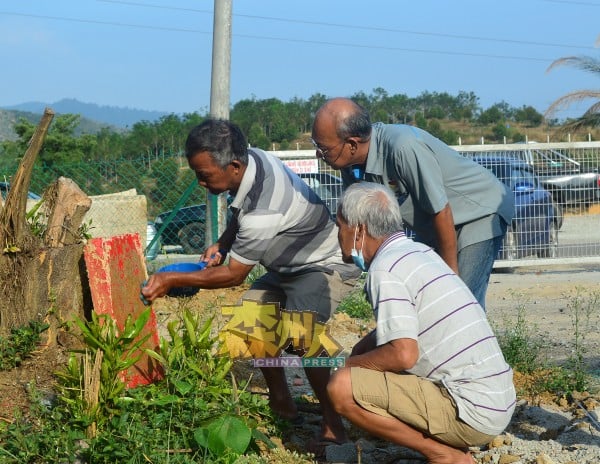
[245,264,267,285]
[25,199,46,237]
[0,320,49,371]
[494,295,544,374]
[336,286,372,320]
[554,288,599,393]
[494,289,600,397]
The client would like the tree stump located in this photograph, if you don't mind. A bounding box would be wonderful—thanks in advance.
[0,109,93,346]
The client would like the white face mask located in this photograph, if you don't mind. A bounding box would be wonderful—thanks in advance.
[350,226,367,271]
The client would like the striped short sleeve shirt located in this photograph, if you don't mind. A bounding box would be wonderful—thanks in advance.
[228,148,347,274]
[365,231,516,436]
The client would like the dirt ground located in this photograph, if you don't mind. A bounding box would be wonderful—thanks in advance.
[1,263,599,460]
[486,263,600,375]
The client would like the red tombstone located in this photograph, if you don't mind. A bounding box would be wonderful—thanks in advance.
[84,233,164,388]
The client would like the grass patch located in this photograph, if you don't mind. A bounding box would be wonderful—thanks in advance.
[0,321,49,371]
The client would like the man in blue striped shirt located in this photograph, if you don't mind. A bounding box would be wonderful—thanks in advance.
[328,182,515,464]
[142,119,360,447]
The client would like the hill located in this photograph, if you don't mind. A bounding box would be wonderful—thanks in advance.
[0,109,40,142]
[0,108,124,142]
[1,98,168,129]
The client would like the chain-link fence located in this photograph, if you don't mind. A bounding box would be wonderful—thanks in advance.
[0,154,206,258]
[3,142,599,268]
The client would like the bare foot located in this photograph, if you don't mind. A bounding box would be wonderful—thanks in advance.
[318,411,348,445]
[269,397,299,422]
[318,424,348,444]
[427,449,475,464]
[306,436,349,460]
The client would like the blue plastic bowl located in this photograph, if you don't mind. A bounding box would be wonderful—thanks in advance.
[156,261,207,297]
[157,262,207,273]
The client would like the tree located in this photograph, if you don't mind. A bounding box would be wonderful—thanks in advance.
[453,91,479,121]
[11,114,95,166]
[514,105,543,127]
[545,54,600,131]
[477,105,504,125]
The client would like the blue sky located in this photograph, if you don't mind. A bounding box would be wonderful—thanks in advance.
[1,0,599,119]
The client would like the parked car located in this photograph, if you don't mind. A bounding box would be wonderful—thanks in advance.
[155,204,208,255]
[0,181,42,200]
[472,156,562,259]
[298,172,344,219]
[154,198,233,255]
[508,143,600,206]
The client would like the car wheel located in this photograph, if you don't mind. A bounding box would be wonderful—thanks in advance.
[500,227,518,261]
[552,201,564,230]
[538,221,558,258]
[178,222,205,255]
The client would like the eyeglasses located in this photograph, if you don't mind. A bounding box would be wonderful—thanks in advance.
[310,138,345,159]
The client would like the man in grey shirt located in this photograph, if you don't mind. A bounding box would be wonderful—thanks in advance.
[142,119,359,448]
[311,97,514,308]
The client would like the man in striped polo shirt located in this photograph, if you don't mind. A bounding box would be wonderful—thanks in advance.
[327,182,516,464]
[142,119,360,447]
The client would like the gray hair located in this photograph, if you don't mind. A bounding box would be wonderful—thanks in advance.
[185,119,248,168]
[338,182,403,238]
[337,100,371,141]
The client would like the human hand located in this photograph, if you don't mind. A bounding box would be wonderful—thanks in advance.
[201,244,226,267]
[140,273,172,303]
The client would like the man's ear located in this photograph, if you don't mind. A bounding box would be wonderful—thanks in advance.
[347,137,359,154]
[230,160,243,172]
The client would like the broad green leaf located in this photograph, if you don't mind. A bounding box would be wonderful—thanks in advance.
[172,379,193,396]
[207,415,251,455]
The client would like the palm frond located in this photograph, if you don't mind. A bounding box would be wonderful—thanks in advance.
[583,101,600,117]
[546,55,600,76]
[544,90,600,118]
[558,113,600,133]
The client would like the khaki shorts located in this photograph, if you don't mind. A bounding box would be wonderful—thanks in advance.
[243,270,357,322]
[350,367,495,448]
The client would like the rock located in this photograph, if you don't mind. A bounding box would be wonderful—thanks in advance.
[498,455,521,464]
[489,435,506,448]
[535,453,556,464]
[558,397,569,408]
[354,437,376,452]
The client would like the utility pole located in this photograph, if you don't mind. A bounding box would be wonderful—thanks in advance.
[206,0,232,244]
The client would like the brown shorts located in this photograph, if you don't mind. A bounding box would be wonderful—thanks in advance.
[350,367,495,448]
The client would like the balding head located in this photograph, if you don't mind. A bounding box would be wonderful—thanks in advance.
[313,98,371,141]
[311,98,372,169]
